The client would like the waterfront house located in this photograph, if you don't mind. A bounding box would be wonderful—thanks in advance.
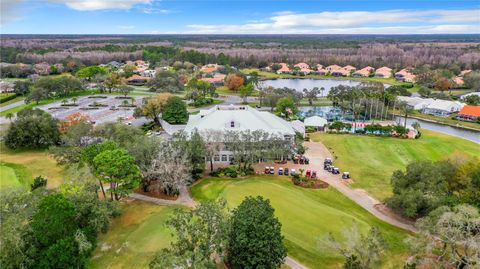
[397,96,435,110]
[277,63,292,74]
[294,63,313,74]
[395,69,416,82]
[423,100,464,117]
[374,67,392,78]
[343,65,356,74]
[457,105,480,122]
[353,66,374,77]
[199,74,226,85]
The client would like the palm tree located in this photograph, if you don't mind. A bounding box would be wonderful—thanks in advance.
[61,99,68,106]
[398,101,413,129]
[122,99,129,107]
[130,97,136,107]
[72,97,78,105]
[320,87,325,98]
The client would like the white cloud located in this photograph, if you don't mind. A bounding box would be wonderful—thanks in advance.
[1,0,24,25]
[49,0,151,11]
[142,7,172,14]
[186,9,480,34]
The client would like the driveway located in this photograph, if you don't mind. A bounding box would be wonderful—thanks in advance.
[303,141,417,232]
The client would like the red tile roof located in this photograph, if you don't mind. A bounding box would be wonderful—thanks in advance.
[458,105,480,117]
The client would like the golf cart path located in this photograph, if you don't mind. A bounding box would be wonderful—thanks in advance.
[0,100,25,112]
[304,141,417,233]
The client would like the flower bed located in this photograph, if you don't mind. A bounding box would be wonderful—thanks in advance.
[292,175,329,189]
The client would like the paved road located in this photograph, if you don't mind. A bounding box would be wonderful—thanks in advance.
[304,141,417,233]
[0,100,25,112]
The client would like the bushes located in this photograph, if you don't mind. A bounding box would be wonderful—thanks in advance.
[209,166,255,178]
[0,93,18,103]
[192,97,213,107]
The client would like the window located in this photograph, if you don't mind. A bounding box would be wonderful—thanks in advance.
[229,155,234,161]
[214,155,220,162]
[230,121,235,128]
[221,155,228,162]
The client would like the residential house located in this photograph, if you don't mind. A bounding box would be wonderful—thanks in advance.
[353,66,374,77]
[184,105,296,163]
[395,69,416,82]
[460,92,480,100]
[422,100,465,117]
[141,69,157,78]
[342,65,356,74]
[0,80,14,93]
[304,116,328,131]
[452,77,464,87]
[199,74,226,85]
[374,67,392,78]
[127,75,150,84]
[326,65,342,72]
[331,68,349,77]
[457,105,480,122]
[460,70,472,77]
[34,62,51,75]
[396,96,434,110]
[277,63,292,74]
[107,61,121,68]
[200,64,220,74]
[316,64,327,75]
[294,63,313,74]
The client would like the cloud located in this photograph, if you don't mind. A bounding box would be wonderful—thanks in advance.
[48,0,151,11]
[142,7,172,14]
[1,0,24,25]
[186,9,480,34]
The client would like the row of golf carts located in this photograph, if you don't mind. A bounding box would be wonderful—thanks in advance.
[324,158,350,179]
[264,167,318,178]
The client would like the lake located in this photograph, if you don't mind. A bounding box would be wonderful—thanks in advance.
[258,78,363,95]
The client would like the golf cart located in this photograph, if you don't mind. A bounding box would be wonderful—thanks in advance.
[304,157,310,165]
[324,158,332,165]
[284,168,289,176]
[278,168,284,175]
[270,167,275,174]
[264,167,270,174]
[342,172,350,179]
[291,169,296,176]
[305,170,312,178]
[326,165,333,172]
[311,170,317,178]
[332,167,340,175]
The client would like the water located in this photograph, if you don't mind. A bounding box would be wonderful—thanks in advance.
[394,116,480,144]
[258,78,363,95]
[298,106,479,143]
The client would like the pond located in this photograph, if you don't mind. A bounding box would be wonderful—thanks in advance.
[258,78,363,96]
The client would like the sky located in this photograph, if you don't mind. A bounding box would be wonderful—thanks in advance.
[1,0,479,34]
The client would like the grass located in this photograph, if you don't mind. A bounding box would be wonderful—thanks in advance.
[393,110,480,131]
[0,96,25,107]
[88,201,179,269]
[0,145,67,189]
[192,176,410,269]
[310,129,480,200]
[0,162,31,188]
[188,99,224,109]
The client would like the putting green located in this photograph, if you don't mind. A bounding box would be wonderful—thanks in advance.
[192,176,410,269]
[310,129,480,200]
[88,201,179,269]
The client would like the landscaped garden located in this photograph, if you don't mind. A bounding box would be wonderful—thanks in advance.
[310,129,480,200]
[191,175,411,269]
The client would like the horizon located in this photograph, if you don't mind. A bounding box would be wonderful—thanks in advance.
[1,0,479,35]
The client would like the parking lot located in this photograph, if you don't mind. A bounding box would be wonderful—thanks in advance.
[38,95,146,124]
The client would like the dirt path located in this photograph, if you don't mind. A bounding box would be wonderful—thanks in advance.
[304,141,417,233]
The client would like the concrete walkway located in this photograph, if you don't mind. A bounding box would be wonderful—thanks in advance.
[304,141,417,233]
[0,100,25,112]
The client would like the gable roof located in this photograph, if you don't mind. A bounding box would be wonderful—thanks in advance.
[304,116,328,127]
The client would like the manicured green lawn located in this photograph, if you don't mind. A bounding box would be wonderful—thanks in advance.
[310,130,480,200]
[0,96,25,107]
[192,176,410,269]
[0,161,31,188]
[88,201,179,269]
[0,145,67,189]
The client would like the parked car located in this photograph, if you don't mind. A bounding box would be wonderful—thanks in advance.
[291,169,296,176]
[342,172,350,179]
[270,167,275,174]
[284,168,289,176]
[278,168,284,175]
[332,167,340,174]
[305,170,311,177]
[264,167,270,174]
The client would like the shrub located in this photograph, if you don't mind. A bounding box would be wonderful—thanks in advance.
[31,176,48,191]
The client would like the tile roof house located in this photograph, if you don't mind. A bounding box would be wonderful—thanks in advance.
[331,67,350,77]
[294,63,313,74]
[200,64,220,74]
[453,77,464,86]
[395,69,416,82]
[457,105,480,122]
[199,74,226,85]
[423,100,465,117]
[277,63,292,74]
[127,75,150,83]
[353,66,374,77]
[326,65,342,72]
[343,65,356,73]
[374,67,392,78]
[316,64,327,75]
